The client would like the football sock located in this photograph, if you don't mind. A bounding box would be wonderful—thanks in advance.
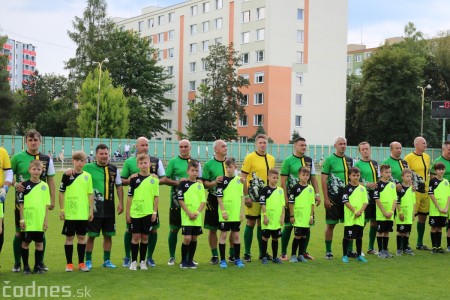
[124,230,131,259]
[147,232,157,259]
[281,226,292,254]
[65,244,73,264]
[244,225,254,255]
[168,231,178,257]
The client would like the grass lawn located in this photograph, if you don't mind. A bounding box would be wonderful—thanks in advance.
[0,171,447,299]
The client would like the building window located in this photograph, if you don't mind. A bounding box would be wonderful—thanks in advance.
[239,136,248,143]
[168,30,175,40]
[164,120,173,129]
[256,28,265,41]
[168,48,174,58]
[241,94,249,106]
[158,50,163,60]
[240,74,249,81]
[296,51,304,63]
[355,54,362,62]
[203,2,210,13]
[215,18,223,29]
[201,59,208,70]
[256,7,265,19]
[202,21,210,32]
[190,43,197,53]
[242,52,249,64]
[254,72,264,84]
[215,37,222,45]
[158,33,164,43]
[202,40,209,51]
[148,18,154,28]
[366,52,372,58]
[242,11,250,23]
[254,114,263,126]
[295,72,303,84]
[295,94,303,106]
[168,12,175,23]
[297,9,304,21]
[215,0,223,9]
[138,21,143,32]
[189,62,197,73]
[355,68,362,75]
[256,50,264,62]
[239,115,248,127]
[254,93,264,105]
[241,32,250,44]
[190,24,197,35]
[297,30,304,43]
[347,55,352,63]
[158,15,164,25]
[295,115,302,127]
[191,5,198,16]
[189,81,196,91]
[167,66,174,75]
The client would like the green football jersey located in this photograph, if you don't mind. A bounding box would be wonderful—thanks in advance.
[321,154,354,198]
[280,154,315,194]
[121,156,166,179]
[216,176,243,222]
[60,172,93,220]
[342,184,368,227]
[428,177,450,217]
[128,174,160,218]
[19,180,50,232]
[202,158,226,196]
[259,186,285,230]
[431,156,450,181]
[177,181,206,227]
[382,156,408,184]
[396,185,415,225]
[355,159,379,186]
[288,184,315,228]
[374,180,397,221]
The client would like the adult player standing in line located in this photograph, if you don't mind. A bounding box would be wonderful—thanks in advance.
[382,142,409,190]
[0,147,13,258]
[11,130,55,272]
[405,137,431,251]
[241,134,275,262]
[321,136,354,260]
[280,137,320,260]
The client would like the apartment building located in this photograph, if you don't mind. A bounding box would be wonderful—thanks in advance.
[1,38,37,91]
[115,0,348,144]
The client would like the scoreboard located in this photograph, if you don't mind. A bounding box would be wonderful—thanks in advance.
[431,101,450,118]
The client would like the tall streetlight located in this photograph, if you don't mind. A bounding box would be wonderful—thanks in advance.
[417,84,431,136]
[93,58,109,138]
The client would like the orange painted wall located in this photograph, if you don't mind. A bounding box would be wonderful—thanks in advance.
[229,1,234,43]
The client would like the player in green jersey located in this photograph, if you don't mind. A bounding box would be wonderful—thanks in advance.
[428,162,450,253]
[178,160,206,269]
[126,154,159,271]
[341,167,368,263]
[83,144,123,270]
[59,151,94,272]
[321,136,354,260]
[280,137,320,261]
[166,139,202,266]
[374,164,397,258]
[121,137,169,268]
[355,141,379,255]
[395,169,416,255]
[18,160,50,274]
[260,169,285,264]
[288,167,315,263]
[217,157,245,268]
[383,142,409,188]
[0,147,13,262]
[430,141,450,181]
[11,129,55,272]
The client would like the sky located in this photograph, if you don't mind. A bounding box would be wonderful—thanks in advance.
[1,0,450,76]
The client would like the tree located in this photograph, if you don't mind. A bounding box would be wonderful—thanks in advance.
[77,69,129,138]
[345,75,364,145]
[186,43,249,141]
[0,35,14,134]
[248,125,274,143]
[289,131,301,144]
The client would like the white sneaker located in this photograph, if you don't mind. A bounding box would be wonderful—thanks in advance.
[129,261,137,271]
[140,260,148,270]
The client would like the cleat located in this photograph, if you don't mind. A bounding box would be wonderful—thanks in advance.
[357,255,368,263]
[416,244,430,251]
[122,257,131,267]
[129,261,137,271]
[188,260,197,269]
[209,256,219,265]
[234,259,245,268]
[192,260,199,266]
[272,257,282,264]
[227,256,235,263]
[396,249,403,256]
[78,263,89,272]
[219,259,227,269]
[384,251,393,258]
[85,260,92,270]
[436,247,446,254]
[180,261,188,269]
[146,258,156,267]
[403,248,415,255]
[23,266,31,275]
[39,262,49,271]
[261,257,269,264]
[342,256,349,263]
[12,264,21,273]
[34,265,44,274]
[325,252,334,260]
[446,246,450,252]
[102,260,117,268]
[168,257,176,266]
[303,252,315,260]
[367,249,379,255]
[290,256,298,263]
[347,251,358,258]
[378,251,387,258]
[280,254,289,261]
[243,254,252,263]
[298,255,308,263]
[65,263,74,272]
[140,260,148,270]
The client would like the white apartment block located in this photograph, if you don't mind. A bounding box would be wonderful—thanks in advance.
[114,0,348,144]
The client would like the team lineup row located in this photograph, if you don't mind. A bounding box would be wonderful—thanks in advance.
[0,130,449,273]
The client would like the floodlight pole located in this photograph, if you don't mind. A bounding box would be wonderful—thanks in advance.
[93,58,109,139]
[417,84,431,136]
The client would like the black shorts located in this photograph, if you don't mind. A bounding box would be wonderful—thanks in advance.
[88,217,116,237]
[130,215,158,234]
[377,220,394,233]
[181,226,203,236]
[262,229,281,239]
[62,220,88,236]
[219,221,241,232]
[22,231,44,244]
[429,216,447,228]
[364,202,376,221]
[397,224,412,233]
[169,207,182,230]
[325,194,344,224]
[245,215,259,221]
[293,227,310,237]
[204,194,219,230]
[344,225,364,239]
